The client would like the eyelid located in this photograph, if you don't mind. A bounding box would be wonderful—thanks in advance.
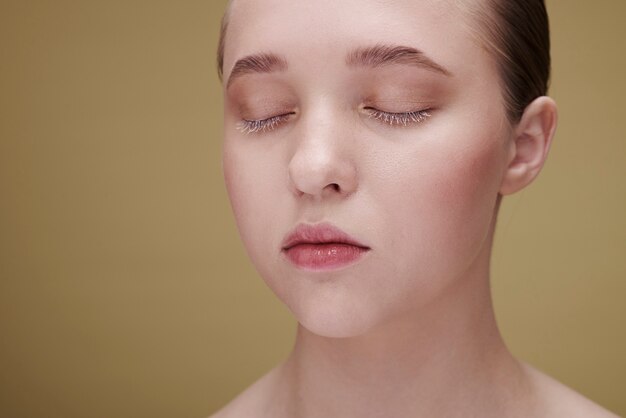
[236,112,294,134]
[234,105,432,135]
[363,107,432,126]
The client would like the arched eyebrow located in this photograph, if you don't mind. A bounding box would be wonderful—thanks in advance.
[226,44,452,89]
[346,44,452,76]
[226,53,288,89]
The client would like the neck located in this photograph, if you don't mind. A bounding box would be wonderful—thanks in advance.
[280,289,522,417]
[268,205,531,417]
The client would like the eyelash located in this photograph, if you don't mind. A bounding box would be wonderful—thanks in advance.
[236,108,432,134]
[364,107,431,126]
[236,114,292,134]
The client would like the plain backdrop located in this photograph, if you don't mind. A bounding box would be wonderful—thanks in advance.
[1,1,624,417]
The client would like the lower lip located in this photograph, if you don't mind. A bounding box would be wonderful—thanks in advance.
[283,243,369,271]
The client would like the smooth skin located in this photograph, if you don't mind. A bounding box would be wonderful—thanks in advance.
[214,0,618,416]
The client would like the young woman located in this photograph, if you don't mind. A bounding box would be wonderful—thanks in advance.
[213,0,618,416]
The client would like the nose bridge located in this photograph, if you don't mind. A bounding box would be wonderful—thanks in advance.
[288,102,357,198]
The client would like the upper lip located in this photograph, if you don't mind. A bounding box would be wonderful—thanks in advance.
[281,222,370,250]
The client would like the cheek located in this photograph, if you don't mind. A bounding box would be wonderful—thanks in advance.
[374,131,506,284]
[223,140,317,326]
[430,139,503,229]
[222,140,284,267]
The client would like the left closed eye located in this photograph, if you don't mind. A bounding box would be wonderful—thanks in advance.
[364,107,432,126]
[236,113,295,134]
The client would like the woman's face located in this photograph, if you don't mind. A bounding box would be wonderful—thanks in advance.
[222,0,513,338]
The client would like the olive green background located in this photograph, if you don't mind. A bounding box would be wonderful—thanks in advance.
[0,1,624,417]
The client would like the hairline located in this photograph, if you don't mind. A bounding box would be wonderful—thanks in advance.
[217,0,547,124]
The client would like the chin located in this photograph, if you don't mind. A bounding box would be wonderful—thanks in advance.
[287,293,384,339]
[297,316,373,339]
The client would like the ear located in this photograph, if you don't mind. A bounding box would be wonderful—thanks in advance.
[499,96,558,195]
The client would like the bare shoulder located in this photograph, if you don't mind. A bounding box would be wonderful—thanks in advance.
[522,362,620,418]
[207,364,285,418]
[207,361,621,418]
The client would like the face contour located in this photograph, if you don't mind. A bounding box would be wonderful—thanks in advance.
[222,0,514,338]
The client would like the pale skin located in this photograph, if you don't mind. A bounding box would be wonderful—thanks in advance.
[213,0,619,417]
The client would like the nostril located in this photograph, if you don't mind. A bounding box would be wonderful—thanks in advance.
[330,183,340,192]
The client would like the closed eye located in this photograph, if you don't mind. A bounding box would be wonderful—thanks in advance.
[236,113,295,134]
[364,107,432,126]
[235,107,431,135]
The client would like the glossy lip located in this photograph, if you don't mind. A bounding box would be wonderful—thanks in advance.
[281,222,371,271]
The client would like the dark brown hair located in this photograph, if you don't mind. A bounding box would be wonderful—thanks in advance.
[216,5,229,82]
[466,0,551,122]
[216,0,550,124]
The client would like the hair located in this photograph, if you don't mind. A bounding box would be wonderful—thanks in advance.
[216,0,550,124]
[216,3,230,83]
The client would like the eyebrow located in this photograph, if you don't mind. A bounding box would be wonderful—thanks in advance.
[226,43,451,88]
[226,53,288,88]
[346,44,452,76]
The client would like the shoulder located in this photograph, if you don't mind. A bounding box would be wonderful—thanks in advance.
[207,365,285,418]
[522,363,620,418]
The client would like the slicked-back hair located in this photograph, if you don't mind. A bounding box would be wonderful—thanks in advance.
[216,0,551,124]
[464,0,551,123]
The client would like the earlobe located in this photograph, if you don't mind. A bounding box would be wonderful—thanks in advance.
[499,96,558,195]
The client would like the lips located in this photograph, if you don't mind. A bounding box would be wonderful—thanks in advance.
[281,222,370,271]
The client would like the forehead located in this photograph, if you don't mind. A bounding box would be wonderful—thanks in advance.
[224,0,492,81]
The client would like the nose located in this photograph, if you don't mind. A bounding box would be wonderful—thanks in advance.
[287,113,358,199]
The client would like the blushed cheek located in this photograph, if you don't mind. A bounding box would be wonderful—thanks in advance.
[223,144,262,254]
[445,143,502,203]
[386,134,506,283]
[427,138,505,255]
[222,141,286,267]
[222,144,246,221]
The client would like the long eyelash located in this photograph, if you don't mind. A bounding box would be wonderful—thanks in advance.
[236,108,430,134]
[236,114,290,134]
[365,108,431,126]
